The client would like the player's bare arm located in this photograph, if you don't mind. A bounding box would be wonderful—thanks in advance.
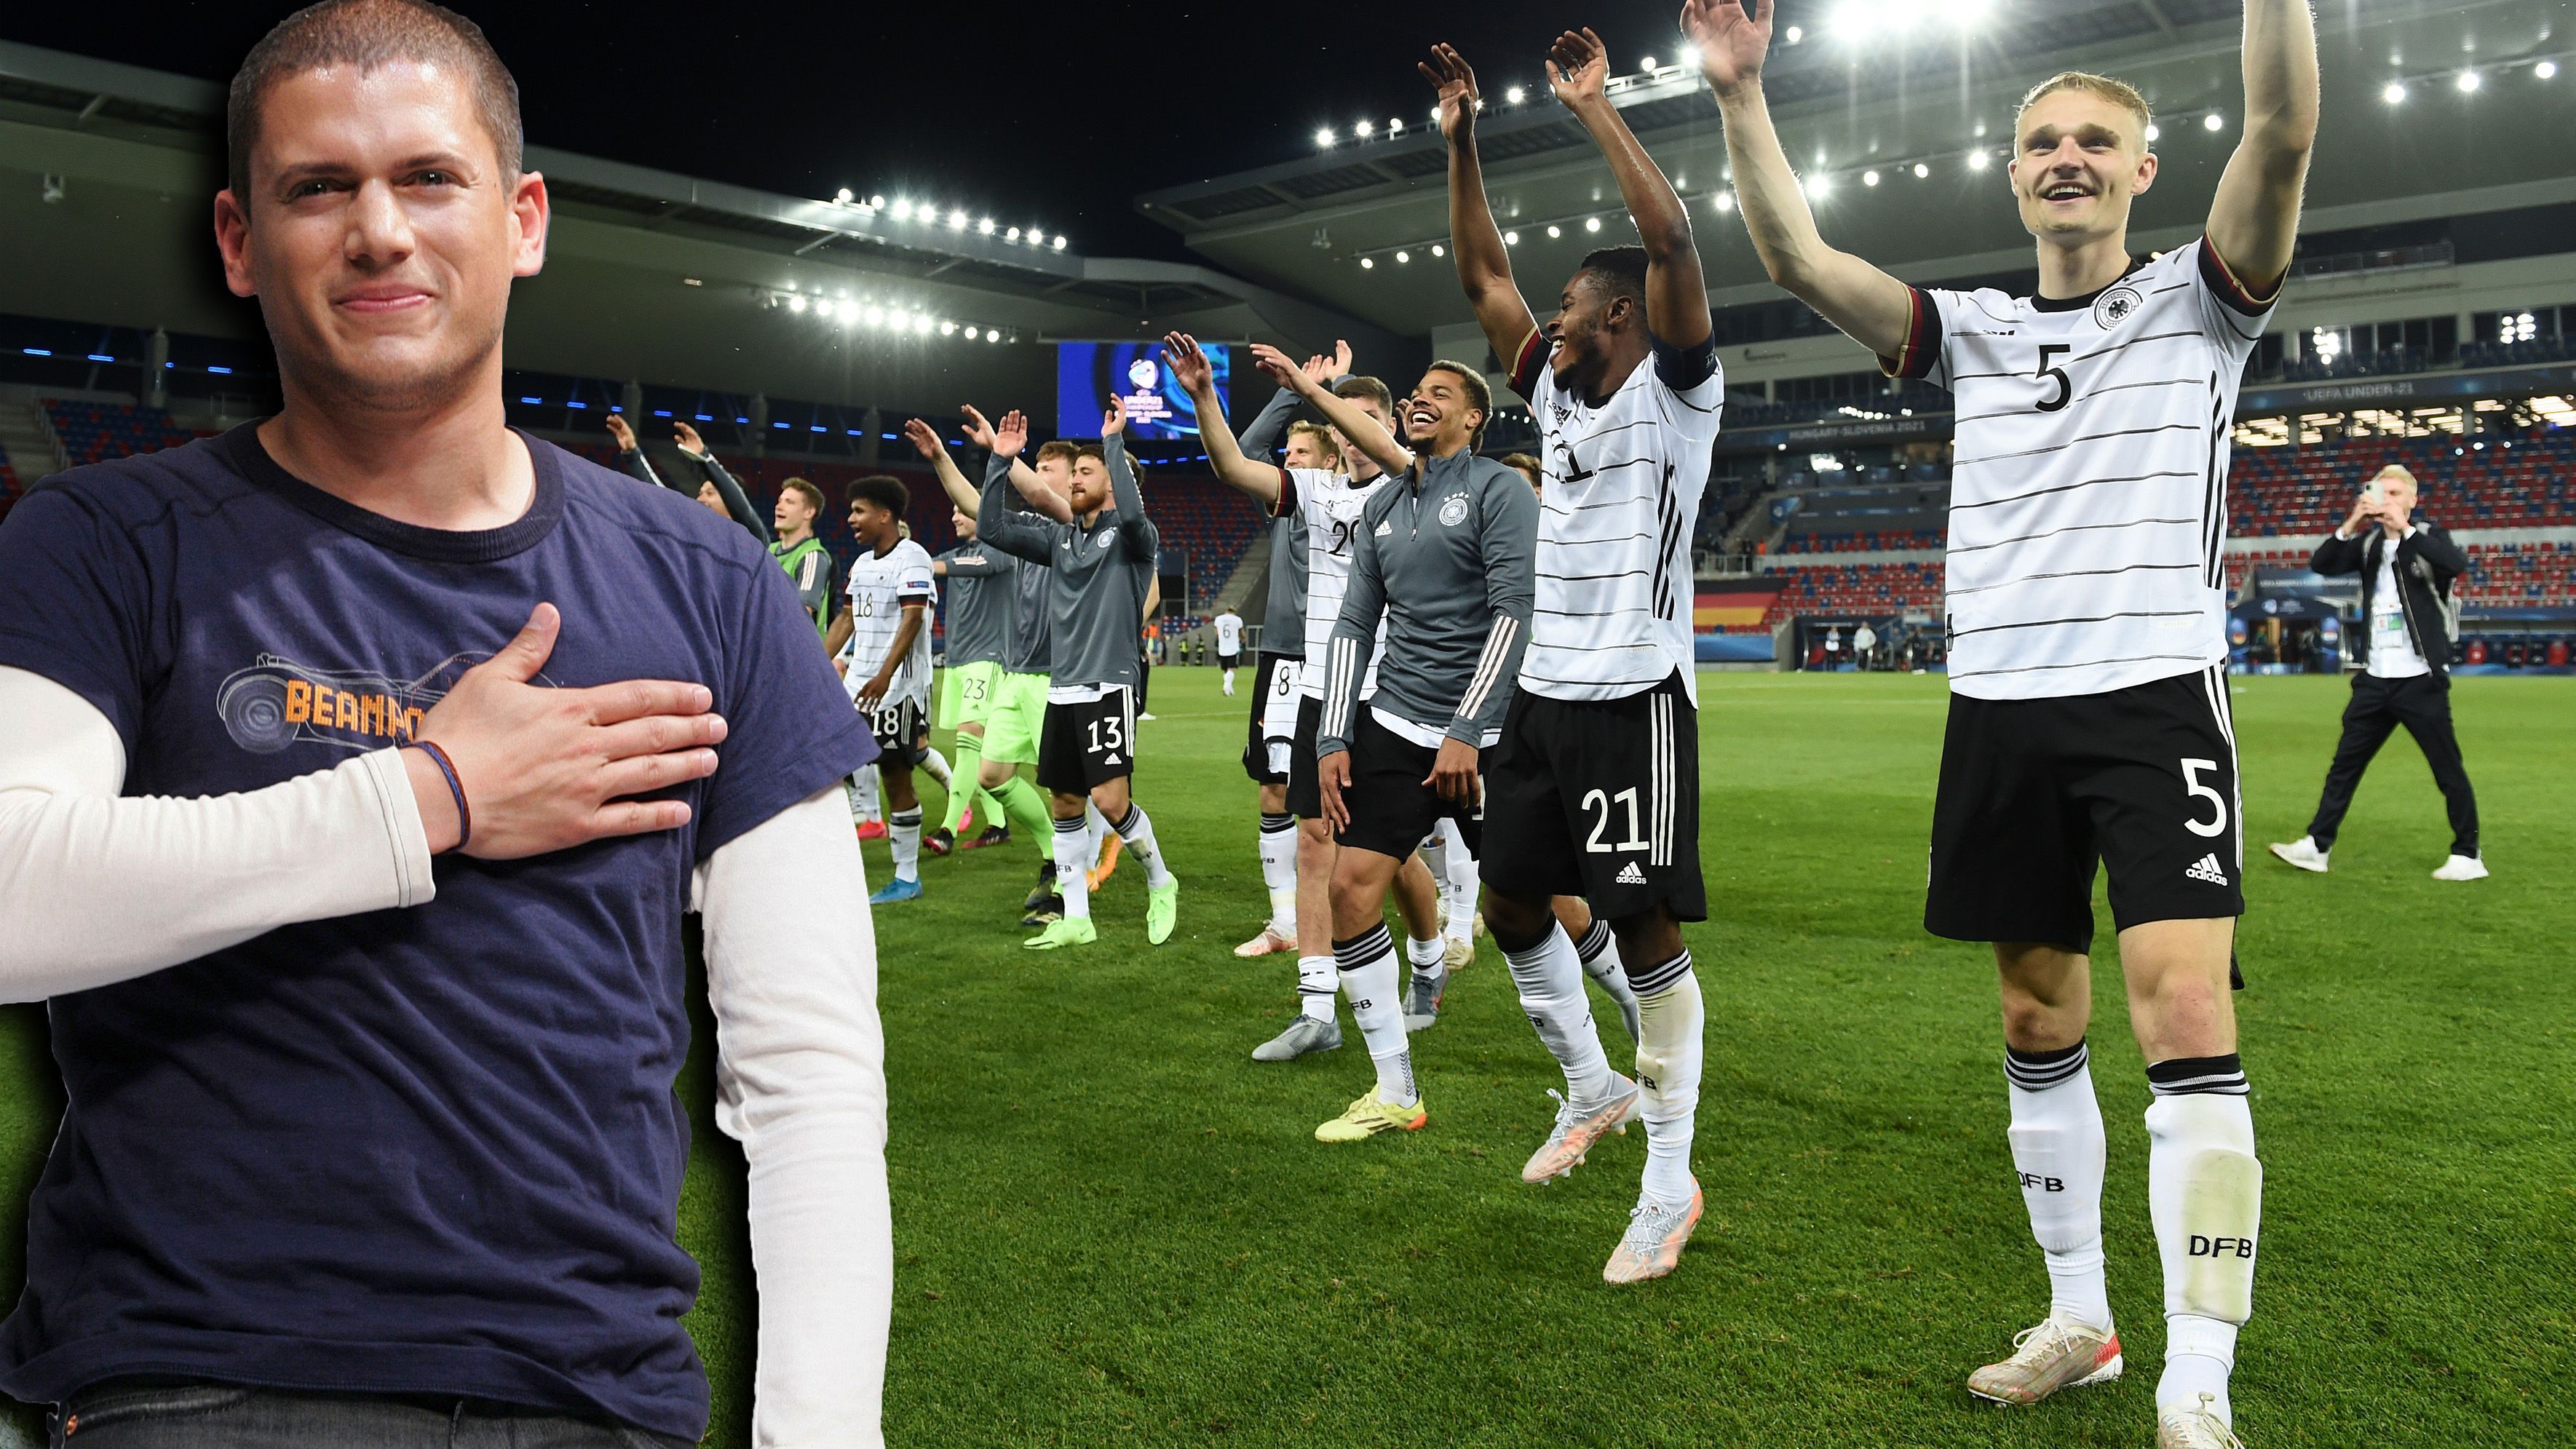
[1548,27,1711,349]
[992,408,1077,524]
[1427,43,1542,367]
[857,602,926,712]
[821,606,855,660]
[1250,344,1411,478]
[905,417,982,515]
[2203,0,2319,295]
[1163,330,1280,504]
[1688,0,1911,357]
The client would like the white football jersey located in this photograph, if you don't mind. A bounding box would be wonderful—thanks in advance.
[839,537,938,707]
[1885,239,2275,699]
[1213,611,1243,653]
[1512,333,1724,705]
[1277,466,1392,699]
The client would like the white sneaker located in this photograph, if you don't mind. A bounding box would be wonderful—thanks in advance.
[2265,836,2329,873]
[2155,1392,2246,1449]
[2432,852,2489,881]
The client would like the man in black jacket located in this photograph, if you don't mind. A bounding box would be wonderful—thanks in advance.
[2269,464,2487,880]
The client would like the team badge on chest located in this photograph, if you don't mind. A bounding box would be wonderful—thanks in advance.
[2091,284,2144,330]
[1437,493,1470,527]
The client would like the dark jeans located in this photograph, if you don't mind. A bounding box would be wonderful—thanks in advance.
[49,1384,692,1449]
[2304,671,2480,857]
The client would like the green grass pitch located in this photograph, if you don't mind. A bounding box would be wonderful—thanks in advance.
[1,670,2568,1447]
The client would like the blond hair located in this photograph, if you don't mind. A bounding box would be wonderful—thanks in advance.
[2017,71,2153,146]
[2372,464,2417,487]
[1285,419,1340,465]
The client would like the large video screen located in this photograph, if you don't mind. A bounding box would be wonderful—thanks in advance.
[1058,341,1226,442]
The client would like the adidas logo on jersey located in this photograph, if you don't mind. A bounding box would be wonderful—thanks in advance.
[1614,861,1648,886]
[1373,520,1392,536]
[2185,853,2230,886]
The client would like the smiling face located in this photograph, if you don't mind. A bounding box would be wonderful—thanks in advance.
[1542,269,1630,394]
[847,497,895,549]
[2010,87,2155,251]
[951,506,976,541]
[774,485,817,536]
[215,58,546,412]
[697,480,729,517]
[1402,368,1484,457]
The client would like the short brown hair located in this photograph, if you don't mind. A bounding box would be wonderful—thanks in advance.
[2016,71,2152,146]
[1073,443,1106,466]
[1332,374,1395,418]
[1034,440,1080,467]
[848,475,908,518]
[1500,453,1543,491]
[780,477,825,516]
[1285,419,1341,464]
[228,0,523,202]
[1422,361,1492,449]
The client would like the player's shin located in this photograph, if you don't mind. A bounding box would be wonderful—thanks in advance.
[1503,923,1615,1105]
[1575,918,1642,1041]
[1630,953,1704,1209]
[940,734,986,834]
[2005,1039,2112,1330]
[993,776,1053,843]
[889,808,923,884]
[1259,813,1298,935]
[1335,924,1416,1106]
[919,747,952,790]
[1053,814,1096,919]
[2146,1057,2259,1430]
[1111,804,1173,889]
[1296,955,1337,1022]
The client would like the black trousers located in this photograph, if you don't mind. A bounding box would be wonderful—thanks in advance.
[2304,672,2479,857]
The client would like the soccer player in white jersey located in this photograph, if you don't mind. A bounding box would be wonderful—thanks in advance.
[1692,0,2315,1441]
[1165,333,1449,1060]
[825,475,939,905]
[1431,28,1722,1285]
[1213,608,1244,694]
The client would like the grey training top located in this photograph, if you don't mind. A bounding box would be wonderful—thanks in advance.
[978,437,1160,691]
[1318,450,1537,756]
[1239,388,1306,656]
[980,453,1054,676]
[935,542,1015,669]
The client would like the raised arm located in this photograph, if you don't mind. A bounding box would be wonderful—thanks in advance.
[1547,28,1710,347]
[1098,406,1157,558]
[1688,0,1913,359]
[1424,44,1544,367]
[606,413,675,493]
[1163,332,1280,505]
[1249,344,1412,480]
[975,456,1056,564]
[903,418,981,515]
[676,424,772,544]
[2204,0,2318,296]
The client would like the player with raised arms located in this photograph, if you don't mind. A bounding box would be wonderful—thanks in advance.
[1430,25,1724,1284]
[1690,0,2315,1440]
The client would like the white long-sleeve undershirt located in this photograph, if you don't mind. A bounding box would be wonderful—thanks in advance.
[0,664,889,1444]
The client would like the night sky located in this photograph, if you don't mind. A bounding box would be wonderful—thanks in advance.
[6,1,1726,263]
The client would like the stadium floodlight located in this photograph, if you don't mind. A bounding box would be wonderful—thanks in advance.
[1804,173,1831,199]
[1007,226,1021,241]
[1911,162,1929,178]
[787,294,807,314]
[889,198,914,221]
[1053,234,1068,250]
[2456,71,2481,92]
[1395,250,1411,263]
[1640,55,1658,71]
[2537,60,2559,80]
[986,329,1002,343]
[868,194,885,210]
[1504,230,1519,245]
[948,209,968,229]
[1430,106,1442,123]
[1388,117,1406,135]
[940,320,956,336]
[1948,0,1995,24]
[2144,123,2161,140]
[913,313,934,335]
[1711,191,1735,213]
[865,305,886,327]
[2382,82,2406,103]
[1355,119,1374,138]
[1585,215,1603,231]
[1677,43,1700,71]
[1967,148,1991,170]
[977,217,995,235]
[1432,243,1446,257]
[1784,25,1803,44]
[1506,86,1526,104]
[2204,111,2226,130]
[1547,223,1563,237]
[1863,169,1881,186]
[1316,126,1335,147]
[834,187,852,204]
[1360,256,1375,269]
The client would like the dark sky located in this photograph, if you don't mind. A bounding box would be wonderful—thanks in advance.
[5,1,1724,263]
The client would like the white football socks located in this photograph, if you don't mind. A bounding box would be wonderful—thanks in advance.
[847,766,880,824]
[1630,951,1703,1208]
[888,807,922,884]
[2004,1039,2112,1331]
[1334,924,1414,1106]
[1223,667,1237,695]
[1051,814,1095,920]
[1258,813,1298,936]
[1436,819,1478,946]
[1573,918,1638,1015]
[1111,804,1173,889]
[918,747,952,790]
[1406,932,1445,988]
[1503,923,1614,1105]
[2147,1055,2259,1429]
[1296,956,1336,1023]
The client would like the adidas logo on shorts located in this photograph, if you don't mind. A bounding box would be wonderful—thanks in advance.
[2185,853,2230,886]
[1614,861,1648,886]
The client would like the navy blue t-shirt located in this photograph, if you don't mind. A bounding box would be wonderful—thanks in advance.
[0,424,874,1439]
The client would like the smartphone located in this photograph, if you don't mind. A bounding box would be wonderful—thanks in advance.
[2360,478,2385,507]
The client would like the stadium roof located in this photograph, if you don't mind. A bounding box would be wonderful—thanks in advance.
[1138,0,2576,338]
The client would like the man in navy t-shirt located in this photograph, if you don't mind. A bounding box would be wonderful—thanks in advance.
[0,2,889,1445]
